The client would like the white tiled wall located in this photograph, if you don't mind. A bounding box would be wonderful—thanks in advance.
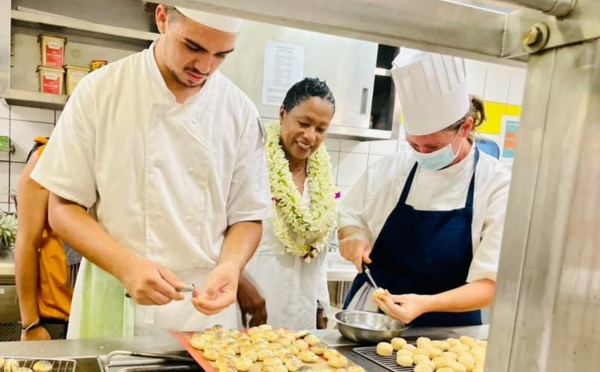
[0,99,57,213]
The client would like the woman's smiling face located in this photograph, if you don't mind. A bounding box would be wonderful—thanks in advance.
[279,96,335,163]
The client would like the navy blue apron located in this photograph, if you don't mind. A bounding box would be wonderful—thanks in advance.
[344,149,481,327]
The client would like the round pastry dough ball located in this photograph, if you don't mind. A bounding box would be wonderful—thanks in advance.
[459,357,475,371]
[294,339,309,350]
[413,348,431,357]
[402,343,417,352]
[284,357,304,372]
[426,346,443,358]
[328,354,348,368]
[262,356,283,367]
[376,342,394,357]
[15,368,33,372]
[433,356,453,369]
[265,330,279,342]
[396,354,413,367]
[323,349,341,360]
[447,337,461,345]
[312,342,328,355]
[442,351,458,360]
[396,349,413,358]
[391,337,407,350]
[449,361,467,372]
[436,368,454,372]
[416,337,432,347]
[449,344,470,353]
[203,347,219,361]
[257,348,275,361]
[459,335,476,347]
[299,350,319,363]
[32,361,53,372]
[414,364,434,372]
[241,350,258,363]
[259,324,273,331]
[412,354,430,365]
[473,367,484,372]
[432,340,450,350]
[305,334,321,346]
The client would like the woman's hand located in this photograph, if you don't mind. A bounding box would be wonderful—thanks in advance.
[237,274,267,328]
[374,293,432,325]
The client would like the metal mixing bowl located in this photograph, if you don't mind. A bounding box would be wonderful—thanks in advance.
[334,310,409,344]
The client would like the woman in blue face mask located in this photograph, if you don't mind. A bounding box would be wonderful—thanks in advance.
[337,50,511,327]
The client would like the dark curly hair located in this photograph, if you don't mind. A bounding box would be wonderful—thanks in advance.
[281,78,336,114]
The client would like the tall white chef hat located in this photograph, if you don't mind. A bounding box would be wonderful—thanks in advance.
[391,48,470,136]
[175,6,242,33]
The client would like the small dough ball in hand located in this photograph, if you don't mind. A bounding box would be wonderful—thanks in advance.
[391,337,407,350]
[376,342,394,357]
[32,362,52,372]
[371,288,388,301]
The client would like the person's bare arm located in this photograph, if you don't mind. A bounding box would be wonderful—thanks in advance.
[48,193,185,305]
[193,221,262,314]
[14,152,51,340]
[375,279,495,324]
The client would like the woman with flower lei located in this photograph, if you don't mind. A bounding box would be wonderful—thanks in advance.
[238,78,338,330]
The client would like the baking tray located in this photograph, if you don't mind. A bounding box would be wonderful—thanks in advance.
[353,346,414,371]
[170,330,362,372]
[0,356,77,372]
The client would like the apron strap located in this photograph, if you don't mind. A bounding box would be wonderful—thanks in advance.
[399,162,418,205]
[465,147,480,208]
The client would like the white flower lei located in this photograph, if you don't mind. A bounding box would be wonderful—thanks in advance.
[266,122,338,263]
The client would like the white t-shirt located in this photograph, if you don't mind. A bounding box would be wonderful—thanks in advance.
[339,147,510,282]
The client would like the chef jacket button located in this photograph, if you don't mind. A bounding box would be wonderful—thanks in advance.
[155,161,162,168]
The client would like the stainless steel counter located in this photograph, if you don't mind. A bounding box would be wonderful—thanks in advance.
[0,326,489,371]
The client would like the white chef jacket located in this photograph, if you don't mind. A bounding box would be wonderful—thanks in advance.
[31,43,271,336]
[244,179,331,330]
[339,146,510,283]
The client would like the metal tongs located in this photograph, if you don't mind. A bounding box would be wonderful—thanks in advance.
[101,350,196,372]
[125,284,195,298]
[362,263,379,289]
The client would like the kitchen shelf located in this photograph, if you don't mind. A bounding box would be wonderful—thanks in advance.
[5,89,67,110]
[375,67,391,77]
[11,10,159,46]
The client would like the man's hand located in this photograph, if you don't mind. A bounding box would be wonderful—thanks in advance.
[21,325,51,341]
[120,257,185,305]
[339,236,372,272]
[374,293,432,325]
[237,274,267,328]
[193,262,240,315]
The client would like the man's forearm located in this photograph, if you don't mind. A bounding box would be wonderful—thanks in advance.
[424,279,495,313]
[48,193,136,281]
[218,221,262,271]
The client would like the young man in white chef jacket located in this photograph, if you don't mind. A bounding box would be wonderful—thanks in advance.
[30,5,271,338]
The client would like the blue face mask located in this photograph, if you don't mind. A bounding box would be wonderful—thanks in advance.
[412,130,463,171]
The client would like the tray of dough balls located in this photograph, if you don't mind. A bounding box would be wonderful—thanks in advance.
[353,335,487,372]
[171,325,368,372]
[0,356,76,372]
